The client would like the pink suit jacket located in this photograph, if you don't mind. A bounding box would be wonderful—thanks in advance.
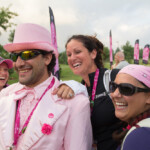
[0,76,92,150]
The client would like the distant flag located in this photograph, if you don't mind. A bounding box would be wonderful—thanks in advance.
[134,39,139,64]
[49,6,60,79]
[142,44,150,64]
[109,30,113,68]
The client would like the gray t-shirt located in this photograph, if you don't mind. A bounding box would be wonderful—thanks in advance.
[115,60,129,69]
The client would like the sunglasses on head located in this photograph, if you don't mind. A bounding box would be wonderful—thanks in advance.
[10,50,43,62]
[109,81,150,96]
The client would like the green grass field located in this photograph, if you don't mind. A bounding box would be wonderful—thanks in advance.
[59,64,82,82]
[8,71,18,84]
[8,60,149,84]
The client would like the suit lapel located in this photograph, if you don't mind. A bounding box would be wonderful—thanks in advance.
[0,94,17,148]
[0,76,66,150]
[18,92,67,150]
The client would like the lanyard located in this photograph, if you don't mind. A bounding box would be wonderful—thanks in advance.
[13,77,55,146]
[90,69,99,111]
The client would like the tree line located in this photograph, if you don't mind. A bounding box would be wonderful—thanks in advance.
[59,41,146,65]
[0,6,149,66]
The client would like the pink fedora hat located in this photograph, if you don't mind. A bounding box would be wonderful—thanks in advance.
[0,57,13,69]
[3,23,58,58]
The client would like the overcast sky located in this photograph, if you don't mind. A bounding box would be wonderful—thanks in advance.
[1,0,150,53]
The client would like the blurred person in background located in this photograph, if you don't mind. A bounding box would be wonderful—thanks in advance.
[111,51,129,69]
[0,56,13,91]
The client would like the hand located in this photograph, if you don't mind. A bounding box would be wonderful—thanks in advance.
[52,84,74,99]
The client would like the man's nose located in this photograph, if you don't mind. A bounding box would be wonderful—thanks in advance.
[15,56,25,67]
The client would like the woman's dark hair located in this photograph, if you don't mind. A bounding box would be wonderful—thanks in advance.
[65,35,104,68]
[40,50,56,74]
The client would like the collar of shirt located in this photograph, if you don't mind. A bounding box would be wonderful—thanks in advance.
[14,76,54,101]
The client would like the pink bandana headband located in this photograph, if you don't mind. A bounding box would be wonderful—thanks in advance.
[119,64,150,88]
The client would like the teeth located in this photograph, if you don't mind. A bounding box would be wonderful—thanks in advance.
[73,63,81,67]
[0,77,5,80]
[115,102,127,109]
[117,106,126,109]
[116,102,126,106]
[19,70,29,73]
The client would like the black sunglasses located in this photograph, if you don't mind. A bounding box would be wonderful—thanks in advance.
[109,81,150,96]
[10,50,43,62]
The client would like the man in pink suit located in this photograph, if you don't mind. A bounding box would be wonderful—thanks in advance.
[0,23,92,150]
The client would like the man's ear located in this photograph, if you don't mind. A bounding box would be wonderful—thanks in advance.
[146,93,150,104]
[44,53,52,65]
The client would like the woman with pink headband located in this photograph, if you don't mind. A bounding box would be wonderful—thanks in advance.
[0,56,13,91]
[110,64,150,150]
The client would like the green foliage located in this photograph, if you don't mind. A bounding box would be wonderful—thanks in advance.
[8,29,15,42]
[122,41,134,63]
[59,51,68,64]
[0,44,9,58]
[0,5,18,34]
[115,47,121,53]
[0,5,17,77]
[139,48,143,59]
[104,61,111,69]
[103,46,110,61]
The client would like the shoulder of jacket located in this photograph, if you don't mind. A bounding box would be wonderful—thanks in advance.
[0,82,23,96]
